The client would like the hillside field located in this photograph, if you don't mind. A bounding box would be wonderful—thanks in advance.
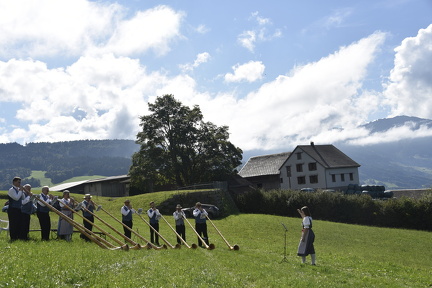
[29,170,107,188]
[0,190,431,287]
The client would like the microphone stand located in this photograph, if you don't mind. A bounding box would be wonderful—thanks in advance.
[280,223,288,263]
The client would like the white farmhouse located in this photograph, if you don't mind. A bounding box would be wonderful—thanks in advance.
[280,142,360,191]
[239,142,360,191]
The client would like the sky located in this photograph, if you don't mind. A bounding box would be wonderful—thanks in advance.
[0,0,432,153]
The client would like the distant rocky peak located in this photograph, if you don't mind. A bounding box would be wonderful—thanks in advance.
[362,115,432,133]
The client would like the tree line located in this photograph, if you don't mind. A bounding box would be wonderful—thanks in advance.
[0,140,138,189]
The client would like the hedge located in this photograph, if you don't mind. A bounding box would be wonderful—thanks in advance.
[232,189,432,231]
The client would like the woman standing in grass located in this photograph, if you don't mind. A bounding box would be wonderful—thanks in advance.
[58,190,75,241]
[297,206,316,265]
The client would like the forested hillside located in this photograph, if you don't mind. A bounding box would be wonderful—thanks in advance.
[0,140,139,189]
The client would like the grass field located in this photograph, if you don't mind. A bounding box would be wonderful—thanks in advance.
[29,171,107,188]
[0,191,431,287]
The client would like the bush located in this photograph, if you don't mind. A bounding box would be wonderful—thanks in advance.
[232,189,432,231]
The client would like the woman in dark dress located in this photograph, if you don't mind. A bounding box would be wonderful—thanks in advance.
[297,206,316,265]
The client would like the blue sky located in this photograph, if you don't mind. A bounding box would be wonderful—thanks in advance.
[0,0,431,152]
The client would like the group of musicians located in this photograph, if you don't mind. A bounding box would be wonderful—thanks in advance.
[121,200,210,247]
[5,177,210,247]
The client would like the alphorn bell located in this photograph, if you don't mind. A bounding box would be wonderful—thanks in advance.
[205,215,239,251]
[92,201,166,250]
[160,214,197,249]
[183,216,215,250]
[34,195,127,250]
[136,209,181,249]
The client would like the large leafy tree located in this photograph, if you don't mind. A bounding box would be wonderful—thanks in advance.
[129,94,243,192]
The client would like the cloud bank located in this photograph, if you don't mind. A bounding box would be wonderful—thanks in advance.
[0,1,432,151]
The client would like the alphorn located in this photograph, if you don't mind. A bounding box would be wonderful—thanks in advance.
[80,205,142,250]
[160,214,197,249]
[183,216,215,250]
[92,201,166,250]
[62,202,133,250]
[34,195,127,250]
[205,215,239,251]
[58,201,129,250]
[136,210,181,249]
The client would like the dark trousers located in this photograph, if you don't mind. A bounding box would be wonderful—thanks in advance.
[20,213,31,240]
[81,215,94,241]
[7,207,22,241]
[195,222,209,247]
[175,224,186,244]
[37,212,51,240]
[123,220,133,239]
[150,222,159,244]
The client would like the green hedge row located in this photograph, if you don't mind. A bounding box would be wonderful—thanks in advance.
[232,189,432,231]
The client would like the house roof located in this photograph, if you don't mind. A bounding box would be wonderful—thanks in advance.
[238,152,291,178]
[50,180,89,191]
[50,175,130,191]
[294,144,360,168]
[86,175,129,183]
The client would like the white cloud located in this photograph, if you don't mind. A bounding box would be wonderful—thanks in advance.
[179,52,211,72]
[220,32,387,150]
[238,30,257,52]
[238,12,281,52]
[348,124,432,145]
[383,24,432,119]
[0,1,183,58]
[0,0,120,58]
[0,54,167,143]
[0,31,390,149]
[102,5,184,56]
[324,8,353,29]
[195,24,210,34]
[224,61,265,83]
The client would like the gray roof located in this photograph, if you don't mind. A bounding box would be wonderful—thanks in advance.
[86,175,129,183]
[294,144,360,168]
[239,152,291,178]
[50,175,130,191]
[50,180,89,191]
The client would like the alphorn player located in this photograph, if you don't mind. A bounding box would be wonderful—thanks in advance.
[173,204,186,245]
[36,186,54,241]
[121,200,133,239]
[147,201,161,246]
[20,184,34,241]
[7,177,25,241]
[80,194,95,242]
[58,190,75,241]
[193,202,210,247]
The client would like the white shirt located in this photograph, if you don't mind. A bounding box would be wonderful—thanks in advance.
[37,193,52,207]
[302,216,312,229]
[8,185,23,201]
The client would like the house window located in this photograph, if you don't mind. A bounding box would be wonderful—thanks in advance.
[332,174,336,182]
[296,164,303,172]
[308,162,317,171]
[341,174,345,182]
[349,173,354,181]
[309,175,318,184]
[297,176,306,185]
[286,166,291,177]
[280,178,283,183]
[296,152,302,160]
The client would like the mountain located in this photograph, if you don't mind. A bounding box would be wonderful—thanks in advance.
[339,116,432,189]
[241,116,432,189]
[0,140,140,189]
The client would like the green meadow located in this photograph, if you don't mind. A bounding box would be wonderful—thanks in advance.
[0,191,431,287]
